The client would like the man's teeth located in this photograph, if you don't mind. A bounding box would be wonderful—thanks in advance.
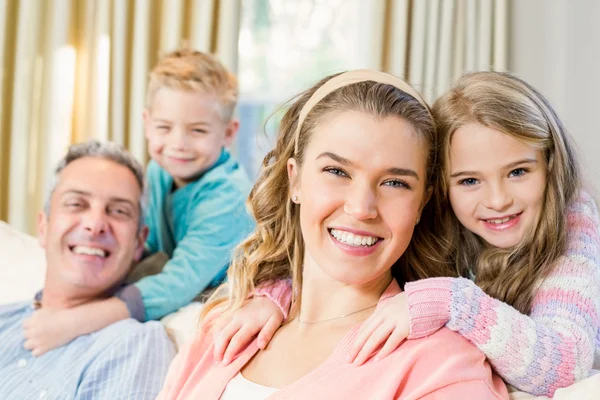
[486,216,514,224]
[72,246,108,257]
[330,229,379,247]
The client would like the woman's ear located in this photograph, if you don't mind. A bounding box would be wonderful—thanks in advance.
[287,158,300,203]
[419,185,433,214]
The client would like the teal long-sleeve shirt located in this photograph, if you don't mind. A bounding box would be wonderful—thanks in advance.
[119,149,254,321]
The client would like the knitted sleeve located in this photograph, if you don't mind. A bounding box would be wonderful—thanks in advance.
[404,191,600,397]
[253,279,293,320]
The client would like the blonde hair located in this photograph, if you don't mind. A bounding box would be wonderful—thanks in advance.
[202,72,448,321]
[431,71,582,313]
[145,48,238,121]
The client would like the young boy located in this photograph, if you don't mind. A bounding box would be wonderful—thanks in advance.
[23,49,255,355]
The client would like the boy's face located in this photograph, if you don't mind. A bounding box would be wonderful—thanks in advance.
[144,87,239,188]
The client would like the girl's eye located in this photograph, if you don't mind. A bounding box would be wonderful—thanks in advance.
[323,167,348,177]
[156,125,170,132]
[459,177,479,186]
[509,168,527,178]
[383,180,410,189]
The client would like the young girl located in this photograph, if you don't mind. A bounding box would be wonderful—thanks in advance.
[213,71,600,397]
[157,69,508,399]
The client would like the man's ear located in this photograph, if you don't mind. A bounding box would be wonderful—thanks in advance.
[223,118,240,147]
[287,158,300,201]
[37,211,48,249]
[142,108,151,140]
[134,226,149,261]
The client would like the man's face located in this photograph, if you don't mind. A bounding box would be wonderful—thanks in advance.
[38,157,147,298]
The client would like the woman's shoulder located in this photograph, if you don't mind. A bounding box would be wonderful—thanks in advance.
[370,327,508,398]
[391,327,497,382]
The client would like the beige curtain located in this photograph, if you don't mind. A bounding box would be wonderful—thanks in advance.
[0,0,241,234]
[381,0,509,102]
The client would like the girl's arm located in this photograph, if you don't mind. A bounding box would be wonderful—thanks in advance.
[23,297,129,356]
[405,191,600,397]
[212,279,293,364]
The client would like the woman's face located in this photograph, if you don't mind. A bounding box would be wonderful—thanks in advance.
[448,123,547,248]
[288,110,430,287]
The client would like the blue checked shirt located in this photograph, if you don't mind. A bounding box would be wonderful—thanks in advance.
[0,298,176,399]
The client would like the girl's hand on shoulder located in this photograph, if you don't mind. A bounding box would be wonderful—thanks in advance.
[212,296,284,365]
[347,292,410,365]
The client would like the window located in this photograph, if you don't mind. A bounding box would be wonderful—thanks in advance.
[235,0,375,178]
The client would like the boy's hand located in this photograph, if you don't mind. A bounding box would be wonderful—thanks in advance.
[347,292,410,365]
[212,296,284,365]
[23,308,78,357]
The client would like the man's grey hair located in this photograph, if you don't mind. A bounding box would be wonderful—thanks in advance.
[44,140,147,231]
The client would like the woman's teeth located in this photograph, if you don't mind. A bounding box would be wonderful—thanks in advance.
[330,229,379,247]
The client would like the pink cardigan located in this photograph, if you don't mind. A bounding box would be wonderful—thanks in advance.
[158,281,508,399]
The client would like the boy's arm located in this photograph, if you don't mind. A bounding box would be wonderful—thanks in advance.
[130,186,255,321]
[23,297,130,356]
[76,322,175,400]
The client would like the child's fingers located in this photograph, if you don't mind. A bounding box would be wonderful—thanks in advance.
[213,320,242,361]
[31,347,45,357]
[23,339,35,351]
[347,317,383,363]
[257,315,281,349]
[352,323,394,366]
[222,326,257,365]
[372,328,407,362]
[211,316,229,339]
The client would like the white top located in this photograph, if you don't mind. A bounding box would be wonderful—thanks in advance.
[220,372,279,399]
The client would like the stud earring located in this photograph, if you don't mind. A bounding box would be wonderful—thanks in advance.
[415,217,420,225]
[292,196,298,203]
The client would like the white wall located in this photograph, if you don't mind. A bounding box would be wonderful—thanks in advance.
[510,0,600,188]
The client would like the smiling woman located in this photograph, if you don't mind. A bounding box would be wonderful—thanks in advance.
[156,70,508,400]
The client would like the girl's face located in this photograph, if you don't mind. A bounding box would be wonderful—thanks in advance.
[287,111,429,287]
[448,123,547,249]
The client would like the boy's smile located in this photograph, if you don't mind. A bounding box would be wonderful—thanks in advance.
[144,87,238,188]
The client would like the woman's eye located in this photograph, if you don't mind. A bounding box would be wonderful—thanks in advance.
[459,178,479,186]
[192,129,207,134]
[324,167,348,177]
[66,203,82,208]
[383,180,409,189]
[509,168,527,178]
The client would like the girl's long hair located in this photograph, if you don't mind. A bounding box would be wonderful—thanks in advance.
[431,71,582,313]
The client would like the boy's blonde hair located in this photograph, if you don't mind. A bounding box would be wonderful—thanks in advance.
[145,49,238,121]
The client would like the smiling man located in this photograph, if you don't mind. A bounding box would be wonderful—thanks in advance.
[0,141,175,399]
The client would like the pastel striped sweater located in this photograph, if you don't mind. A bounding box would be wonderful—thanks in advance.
[258,191,600,397]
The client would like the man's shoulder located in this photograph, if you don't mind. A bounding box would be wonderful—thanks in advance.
[0,301,30,321]
[101,318,172,344]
